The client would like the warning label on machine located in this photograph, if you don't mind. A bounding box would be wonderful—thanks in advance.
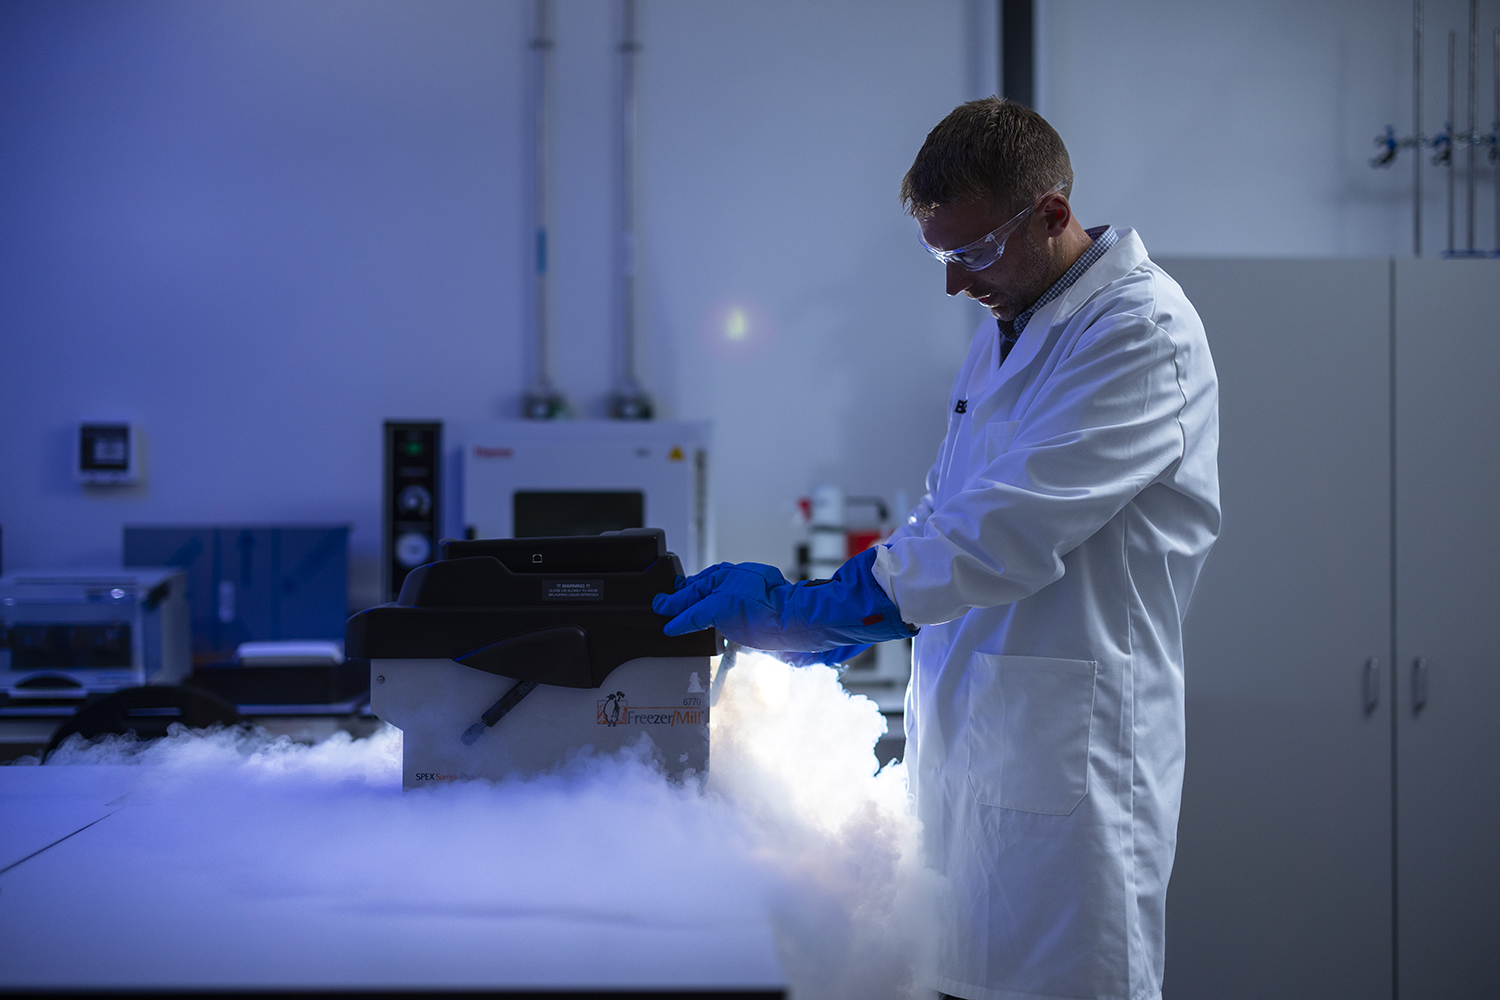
[543,579,604,601]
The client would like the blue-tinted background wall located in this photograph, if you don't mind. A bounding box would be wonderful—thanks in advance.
[0,0,1485,608]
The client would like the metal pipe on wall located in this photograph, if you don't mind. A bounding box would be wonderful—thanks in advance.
[523,0,571,420]
[1494,27,1499,254]
[609,0,654,421]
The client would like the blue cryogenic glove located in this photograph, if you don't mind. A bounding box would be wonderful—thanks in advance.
[652,547,917,652]
[776,644,872,668]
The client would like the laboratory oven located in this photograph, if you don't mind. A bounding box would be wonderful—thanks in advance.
[463,421,711,573]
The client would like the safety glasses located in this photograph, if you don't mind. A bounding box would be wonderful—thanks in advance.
[921,180,1067,271]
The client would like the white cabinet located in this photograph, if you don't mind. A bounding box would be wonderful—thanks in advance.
[1393,260,1500,1000]
[1155,257,1500,999]
[1158,259,1394,999]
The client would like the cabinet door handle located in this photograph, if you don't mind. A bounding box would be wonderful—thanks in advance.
[1363,657,1380,714]
[1412,657,1429,713]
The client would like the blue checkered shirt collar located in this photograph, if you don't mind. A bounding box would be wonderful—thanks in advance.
[1002,225,1117,348]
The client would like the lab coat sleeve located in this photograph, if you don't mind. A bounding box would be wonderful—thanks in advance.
[877,303,1189,626]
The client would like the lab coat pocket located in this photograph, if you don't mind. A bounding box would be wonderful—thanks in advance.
[965,653,1097,815]
[981,420,1021,466]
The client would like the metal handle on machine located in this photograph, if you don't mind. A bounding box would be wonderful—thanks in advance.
[1412,657,1429,713]
[461,680,540,746]
[1363,657,1380,714]
[710,639,738,708]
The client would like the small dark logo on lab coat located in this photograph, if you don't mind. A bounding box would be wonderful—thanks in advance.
[954,400,968,414]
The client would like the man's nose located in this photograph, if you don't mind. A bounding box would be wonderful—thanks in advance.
[946,262,974,297]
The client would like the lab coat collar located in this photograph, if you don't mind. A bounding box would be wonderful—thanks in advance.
[997,229,1150,381]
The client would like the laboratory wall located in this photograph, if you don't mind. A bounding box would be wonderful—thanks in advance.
[1041,0,1497,258]
[1,0,1488,608]
[0,0,977,605]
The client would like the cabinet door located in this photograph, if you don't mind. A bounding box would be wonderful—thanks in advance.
[215,527,276,656]
[1160,259,1393,1000]
[273,527,349,640]
[1394,259,1500,1000]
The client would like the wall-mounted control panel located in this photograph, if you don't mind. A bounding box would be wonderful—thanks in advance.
[77,422,137,485]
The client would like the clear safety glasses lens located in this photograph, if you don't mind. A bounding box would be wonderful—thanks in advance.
[924,207,1030,271]
[922,181,1067,272]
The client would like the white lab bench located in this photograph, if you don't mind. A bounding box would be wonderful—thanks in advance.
[0,765,786,997]
[0,708,381,764]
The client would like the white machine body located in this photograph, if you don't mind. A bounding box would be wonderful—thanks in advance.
[463,421,712,574]
[371,655,711,789]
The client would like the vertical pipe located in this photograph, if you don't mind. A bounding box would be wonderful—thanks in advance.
[1466,0,1477,253]
[533,0,550,395]
[1447,30,1456,256]
[1493,28,1498,254]
[610,0,652,420]
[1413,0,1423,257]
[621,0,637,388]
[523,0,567,419]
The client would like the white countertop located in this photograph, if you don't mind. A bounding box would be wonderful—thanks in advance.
[0,764,786,994]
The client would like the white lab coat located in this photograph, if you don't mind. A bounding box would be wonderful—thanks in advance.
[873,230,1219,1000]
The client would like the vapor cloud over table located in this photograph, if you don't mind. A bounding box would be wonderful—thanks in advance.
[5,653,934,1000]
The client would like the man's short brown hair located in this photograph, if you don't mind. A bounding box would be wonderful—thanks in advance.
[901,97,1073,218]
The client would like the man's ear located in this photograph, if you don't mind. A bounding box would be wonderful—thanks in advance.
[1039,194,1072,237]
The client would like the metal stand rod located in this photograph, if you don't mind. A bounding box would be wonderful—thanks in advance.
[1413,0,1423,257]
[1370,0,1500,257]
[1466,0,1477,253]
[1447,30,1456,256]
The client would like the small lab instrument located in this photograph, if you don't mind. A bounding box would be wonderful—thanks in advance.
[463,420,711,574]
[0,568,189,705]
[346,529,718,788]
[794,485,890,581]
[383,421,442,600]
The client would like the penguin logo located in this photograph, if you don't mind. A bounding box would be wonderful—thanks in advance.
[687,672,705,693]
[599,691,627,727]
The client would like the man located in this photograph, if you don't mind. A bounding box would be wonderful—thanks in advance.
[655,98,1220,1000]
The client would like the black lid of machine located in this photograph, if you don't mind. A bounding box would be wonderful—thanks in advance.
[345,528,717,689]
[440,527,666,575]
